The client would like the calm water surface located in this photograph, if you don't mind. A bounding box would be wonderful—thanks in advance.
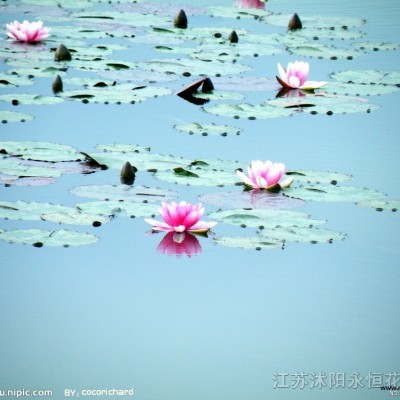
[0,1,399,399]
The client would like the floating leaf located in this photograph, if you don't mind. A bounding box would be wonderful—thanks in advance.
[288,185,387,203]
[214,235,282,250]
[70,184,176,202]
[261,225,347,243]
[209,208,325,229]
[0,158,62,179]
[174,122,242,137]
[0,72,34,87]
[136,57,251,77]
[41,209,112,226]
[0,201,71,221]
[286,170,352,184]
[356,199,400,212]
[0,228,98,247]
[199,191,305,209]
[0,141,83,162]
[0,110,34,123]
[203,102,294,119]
[0,93,64,106]
[330,69,400,86]
[76,201,158,218]
[288,43,362,60]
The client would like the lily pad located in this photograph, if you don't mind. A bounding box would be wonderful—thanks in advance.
[0,228,98,247]
[174,122,242,137]
[0,201,71,221]
[288,184,387,203]
[261,225,347,243]
[214,235,282,250]
[0,72,34,87]
[199,191,305,209]
[288,43,362,60]
[0,141,83,162]
[204,102,294,119]
[70,184,177,202]
[330,69,400,86]
[286,170,353,184]
[41,209,112,226]
[62,83,172,104]
[136,57,251,77]
[0,158,62,179]
[76,201,159,218]
[0,110,34,123]
[0,93,64,106]
[209,208,326,229]
[356,199,400,212]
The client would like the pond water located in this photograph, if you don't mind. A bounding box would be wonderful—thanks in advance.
[0,0,399,399]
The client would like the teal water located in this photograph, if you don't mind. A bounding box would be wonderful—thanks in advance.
[0,1,399,399]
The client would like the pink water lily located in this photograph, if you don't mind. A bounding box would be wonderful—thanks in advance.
[6,20,50,43]
[236,0,265,9]
[236,160,294,190]
[145,201,217,233]
[276,61,327,90]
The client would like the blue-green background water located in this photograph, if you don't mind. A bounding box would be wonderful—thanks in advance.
[0,0,399,399]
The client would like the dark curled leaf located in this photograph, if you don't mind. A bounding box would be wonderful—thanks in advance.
[285,103,316,109]
[80,152,108,170]
[173,167,199,177]
[306,187,327,193]
[106,63,130,70]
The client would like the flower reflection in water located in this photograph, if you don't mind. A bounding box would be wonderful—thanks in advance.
[156,232,202,258]
[235,0,265,10]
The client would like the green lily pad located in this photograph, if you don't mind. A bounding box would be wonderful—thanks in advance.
[174,122,242,137]
[288,184,387,203]
[199,191,304,209]
[70,184,177,202]
[330,69,400,86]
[288,43,362,60]
[268,94,379,115]
[88,144,191,171]
[323,82,399,96]
[209,208,326,229]
[208,6,270,20]
[20,0,93,8]
[136,57,251,77]
[62,83,172,104]
[214,235,282,250]
[0,201,71,221]
[286,170,353,184]
[356,199,400,212]
[0,72,34,87]
[0,141,83,162]
[355,42,400,52]
[261,225,347,243]
[0,158,62,179]
[204,102,294,119]
[41,209,112,226]
[0,93,64,106]
[76,200,159,218]
[0,110,34,123]
[0,228,98,247]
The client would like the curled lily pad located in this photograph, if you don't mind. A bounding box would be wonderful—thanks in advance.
[0,228,98,247]
[174,122,242,137]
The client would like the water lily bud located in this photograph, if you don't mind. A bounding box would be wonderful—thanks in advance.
[54,44,72,61]
[288,13,302,30]
[52,74,63,94]
[120,161,137,185]
[201,77,214,93]
[228,30,239,43]
[174,9,188,29]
